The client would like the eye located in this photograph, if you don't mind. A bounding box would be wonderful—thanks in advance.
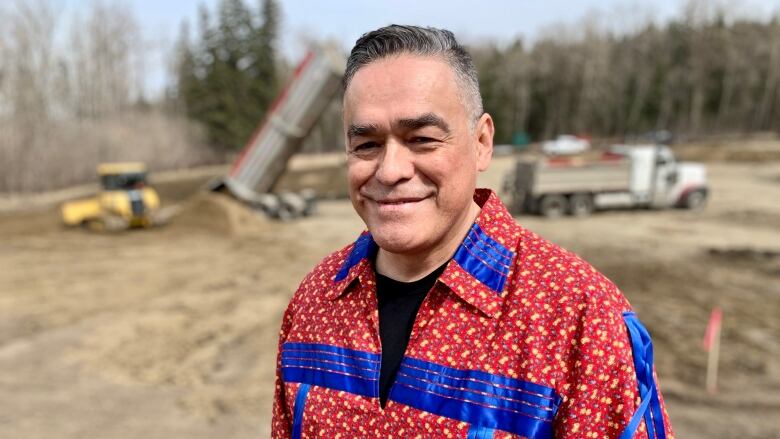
[409,136,435,144]
[351,141,380,153]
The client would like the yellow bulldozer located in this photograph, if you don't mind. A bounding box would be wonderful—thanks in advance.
[61,162,169,231]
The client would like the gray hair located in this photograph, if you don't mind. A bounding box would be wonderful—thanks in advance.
[343,24,484,126]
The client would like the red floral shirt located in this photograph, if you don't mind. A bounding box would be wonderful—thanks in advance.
[272,189,673,439]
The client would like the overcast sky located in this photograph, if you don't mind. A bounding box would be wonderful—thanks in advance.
[56,0,780,96]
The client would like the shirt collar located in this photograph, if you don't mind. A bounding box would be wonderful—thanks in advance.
[328,189,519,318]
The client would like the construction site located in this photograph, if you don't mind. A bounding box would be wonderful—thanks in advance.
[1,135,779,438]
[2,1,780,438]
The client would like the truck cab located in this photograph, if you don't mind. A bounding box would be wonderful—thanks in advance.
[612,144,708,209]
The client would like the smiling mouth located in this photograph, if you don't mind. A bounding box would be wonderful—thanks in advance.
[377,198,424,205]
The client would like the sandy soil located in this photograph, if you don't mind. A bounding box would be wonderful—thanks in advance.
[1,153,779,438]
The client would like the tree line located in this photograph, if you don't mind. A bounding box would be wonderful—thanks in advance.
[174,1,780,151]
[473,10,780,144]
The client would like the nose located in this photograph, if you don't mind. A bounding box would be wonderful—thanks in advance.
[374,139,414,186]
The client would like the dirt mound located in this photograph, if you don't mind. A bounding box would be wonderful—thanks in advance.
[171,192,268,236]
[275,163,349,199]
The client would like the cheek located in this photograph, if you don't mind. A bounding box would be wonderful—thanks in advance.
[346,162,372,194]
[422,153,476,193]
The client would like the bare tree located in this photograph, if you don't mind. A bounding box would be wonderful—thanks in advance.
[67,0,142,119]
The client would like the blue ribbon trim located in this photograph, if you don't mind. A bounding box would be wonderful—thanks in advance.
[399,358,558,413]
[470,223,513,261]
[467,424,496,439]
[283,366,377,398]
[471,223,515,262]
[394,373,554,420]
[283,342,381,361]
[461,238,511,275]
[282,342,380,376]
[291,383,310,439]
[391,383,553,438]
[282,342,380,398]
[282,358,379,379]
[334,233,377,281]
[620,312,667,439]
[453,224,515,294]
[453,246,507,293]
[389,357,558,438]
[401,357,560,402]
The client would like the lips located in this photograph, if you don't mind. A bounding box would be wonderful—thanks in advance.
[366,194,431,214]
[376,197,424,205]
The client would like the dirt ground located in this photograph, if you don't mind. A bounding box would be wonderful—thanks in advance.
[1,149,779,438]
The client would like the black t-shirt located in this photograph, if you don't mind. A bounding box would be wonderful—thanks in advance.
[375,261,448,407]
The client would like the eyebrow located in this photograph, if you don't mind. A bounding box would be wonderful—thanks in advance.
[346,112,451,140]
[347,123,381,139]
[397,113,450,134]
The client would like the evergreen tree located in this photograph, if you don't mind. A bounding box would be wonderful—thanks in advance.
[175,0,280,150]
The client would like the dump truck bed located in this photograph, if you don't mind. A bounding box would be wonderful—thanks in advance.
[517,155,632,195]
[223,46,345,204]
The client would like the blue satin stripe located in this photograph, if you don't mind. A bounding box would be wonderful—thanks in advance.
[283,342,381,361]
[468,225,513,265]
[389,357,558,438]
[282,358,379,379]
[467,424,495,439]
[282,342,380,374]
[391,383,553,439]
[283,365,378,398]
[461,238,511,274]
[471,224,513,259]
[334,233,377,281]
[291,383,310,439]
[282,342,380,398]
[454,246,508,293]
[397,365,554,410]
[281,353,378,374]
[453,225,515,294]
[394,373,554,420]
[402,357,560,402]
[619,312,667,439]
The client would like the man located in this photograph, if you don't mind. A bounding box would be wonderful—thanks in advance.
[272,25,673,439]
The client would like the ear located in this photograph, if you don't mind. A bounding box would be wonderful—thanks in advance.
[474,113,494,172]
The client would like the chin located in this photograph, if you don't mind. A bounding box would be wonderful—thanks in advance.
[368,222,427,254]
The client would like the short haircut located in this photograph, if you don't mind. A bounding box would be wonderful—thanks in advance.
[343,24,484,126]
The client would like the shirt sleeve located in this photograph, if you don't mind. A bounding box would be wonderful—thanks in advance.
[271,302,295,438]
[554,286,674,439]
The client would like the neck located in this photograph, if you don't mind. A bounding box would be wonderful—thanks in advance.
[375,201,481,282]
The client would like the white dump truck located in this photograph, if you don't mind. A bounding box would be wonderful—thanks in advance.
[504,144,709,217]
[212,45,346,219]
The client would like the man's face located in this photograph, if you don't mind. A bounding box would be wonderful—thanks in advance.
[343,54,493,256]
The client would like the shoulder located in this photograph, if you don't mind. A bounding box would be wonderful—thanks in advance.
[507,224,631,319]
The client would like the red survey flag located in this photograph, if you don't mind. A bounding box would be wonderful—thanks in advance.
[702,307,722,351]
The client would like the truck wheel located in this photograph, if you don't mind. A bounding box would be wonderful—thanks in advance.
[568,193,594,217]
[683,190,707,210]
[538,194,567,218]
[275,204,294,221]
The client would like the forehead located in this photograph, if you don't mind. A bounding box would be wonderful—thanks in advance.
[343,54,466,125]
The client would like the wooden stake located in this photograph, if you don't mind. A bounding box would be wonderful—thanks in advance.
[705,315,721,394]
